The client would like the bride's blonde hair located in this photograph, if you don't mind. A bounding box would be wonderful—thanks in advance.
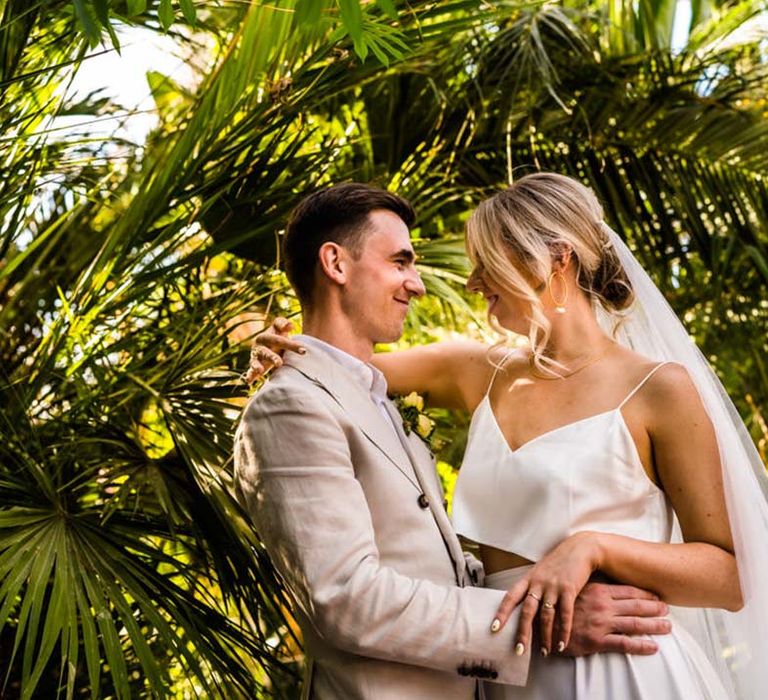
[466,172,634,373]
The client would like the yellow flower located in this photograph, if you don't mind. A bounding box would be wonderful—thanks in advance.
[416,413,434,439]
[402,391,424,412]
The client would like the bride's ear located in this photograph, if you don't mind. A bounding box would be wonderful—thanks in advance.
[317,242,349,285]
[552,244,574,272]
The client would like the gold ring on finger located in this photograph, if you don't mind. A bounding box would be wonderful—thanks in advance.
[527,592,541,601]
[543,601,555,609]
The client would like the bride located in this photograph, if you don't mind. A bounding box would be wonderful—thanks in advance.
[249,173,768,698]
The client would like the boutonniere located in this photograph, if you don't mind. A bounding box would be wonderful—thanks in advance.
[394,391,437,451]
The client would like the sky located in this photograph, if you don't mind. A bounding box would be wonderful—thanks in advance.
[55,24,197,146]
[672,0,692,51]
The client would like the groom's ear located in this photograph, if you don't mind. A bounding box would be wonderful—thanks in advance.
[317,241,350,285]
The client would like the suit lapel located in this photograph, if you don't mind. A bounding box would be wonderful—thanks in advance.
[283,347,467,585]
[284,349,416,481]
[388,406,468,587]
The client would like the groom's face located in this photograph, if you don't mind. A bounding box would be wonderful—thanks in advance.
[343,209,425,344]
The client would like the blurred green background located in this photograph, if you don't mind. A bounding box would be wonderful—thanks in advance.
[1,0,766,696]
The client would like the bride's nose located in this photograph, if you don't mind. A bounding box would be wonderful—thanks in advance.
[467,267,484,294]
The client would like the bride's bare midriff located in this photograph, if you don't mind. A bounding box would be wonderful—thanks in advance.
[480,544,534,575]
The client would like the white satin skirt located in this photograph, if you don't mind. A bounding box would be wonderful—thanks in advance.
[483,566,730,700]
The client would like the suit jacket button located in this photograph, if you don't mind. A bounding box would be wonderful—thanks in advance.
[417,493,430,509]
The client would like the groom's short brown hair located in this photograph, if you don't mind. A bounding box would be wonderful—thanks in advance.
[283,183,415,307]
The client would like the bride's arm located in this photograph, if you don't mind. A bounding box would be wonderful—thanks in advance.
[247,319,498,411]
[372,341,496,410]
[493,363,742,655]
[593,362,740,609]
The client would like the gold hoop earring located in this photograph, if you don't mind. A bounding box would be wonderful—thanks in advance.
[548,270,568,314]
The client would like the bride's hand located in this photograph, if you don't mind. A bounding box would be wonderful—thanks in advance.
[244,317,305,384]
[492,532,602,657]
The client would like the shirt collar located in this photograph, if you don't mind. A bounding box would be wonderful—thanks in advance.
[295,335,389,400]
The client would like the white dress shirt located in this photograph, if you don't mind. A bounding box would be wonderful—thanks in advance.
[294,335,402,438]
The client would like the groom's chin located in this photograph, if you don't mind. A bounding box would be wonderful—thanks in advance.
[374,324,405,345]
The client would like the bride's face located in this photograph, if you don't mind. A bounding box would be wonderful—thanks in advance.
[466,262,538,335]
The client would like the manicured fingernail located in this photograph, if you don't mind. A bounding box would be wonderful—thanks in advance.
[515,642,525,656]
[490,619,501,633]
[540,647,548,657]
[557,641,565,653]
[298,347,307,354]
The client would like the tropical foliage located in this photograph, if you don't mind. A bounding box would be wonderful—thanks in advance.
[1,0,766,696]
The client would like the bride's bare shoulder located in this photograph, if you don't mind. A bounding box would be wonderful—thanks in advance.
[615,347,685,377]
[614,347,693,405]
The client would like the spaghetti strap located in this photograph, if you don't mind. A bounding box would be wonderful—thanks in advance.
[619,362,671,409]
[485,349,516,397]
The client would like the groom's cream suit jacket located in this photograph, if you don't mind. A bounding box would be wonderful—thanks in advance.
[234,344,529,699]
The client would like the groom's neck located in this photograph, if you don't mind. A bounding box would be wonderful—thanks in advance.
[302,311,374,364]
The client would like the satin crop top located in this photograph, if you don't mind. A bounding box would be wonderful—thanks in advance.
[452,363,674,562]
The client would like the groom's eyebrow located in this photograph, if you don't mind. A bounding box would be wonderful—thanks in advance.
[391,249,417,263]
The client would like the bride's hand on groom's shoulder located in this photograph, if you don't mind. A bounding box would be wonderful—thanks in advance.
[245,317,305,384]
[492,531,671,658]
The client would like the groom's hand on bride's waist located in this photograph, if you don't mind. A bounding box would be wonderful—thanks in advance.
[563,582,671,656]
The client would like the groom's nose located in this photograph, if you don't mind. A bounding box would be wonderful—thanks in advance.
[405,270,426,298]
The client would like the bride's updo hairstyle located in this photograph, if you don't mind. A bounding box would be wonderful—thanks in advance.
[465,172,634,371]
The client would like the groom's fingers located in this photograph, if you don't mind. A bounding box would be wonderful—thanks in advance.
[608,585,661,601]
[613,598,668,618]
[612,616,672,637]
[597,634,659,655]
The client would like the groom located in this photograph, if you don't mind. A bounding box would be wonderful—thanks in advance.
[234,183,670,699]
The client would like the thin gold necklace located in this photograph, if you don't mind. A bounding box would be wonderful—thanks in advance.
[529,344,612,380]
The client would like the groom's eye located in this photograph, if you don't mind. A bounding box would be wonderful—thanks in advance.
[390,250,416,269]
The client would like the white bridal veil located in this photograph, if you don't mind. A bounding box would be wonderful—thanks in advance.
[598,223,768,699]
